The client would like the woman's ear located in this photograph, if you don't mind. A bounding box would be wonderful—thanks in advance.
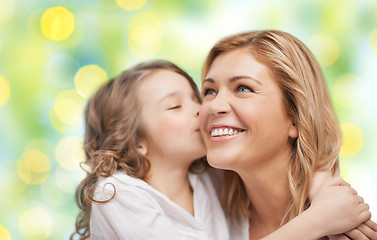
[137,139,148,156]
[289,122,298,138]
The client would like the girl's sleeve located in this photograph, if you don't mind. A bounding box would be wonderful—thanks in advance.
[89,184,180,240]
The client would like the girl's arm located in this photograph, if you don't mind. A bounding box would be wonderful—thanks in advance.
[261,177,376,240]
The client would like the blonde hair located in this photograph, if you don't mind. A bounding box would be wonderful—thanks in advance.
[71,60,202,239]
[202,30,341,223]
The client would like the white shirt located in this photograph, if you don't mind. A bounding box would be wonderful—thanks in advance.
[89,169,229,240]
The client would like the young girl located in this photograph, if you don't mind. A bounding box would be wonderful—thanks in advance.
[71,60,372,240]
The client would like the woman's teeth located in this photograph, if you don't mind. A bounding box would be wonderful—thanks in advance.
[210,127,244,137]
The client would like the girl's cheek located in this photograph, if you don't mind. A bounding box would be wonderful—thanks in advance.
[199,105,209,125]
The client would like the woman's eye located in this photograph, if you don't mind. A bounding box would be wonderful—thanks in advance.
[168,105,181,110]
[203,88,217,96]
[237,85,253,93]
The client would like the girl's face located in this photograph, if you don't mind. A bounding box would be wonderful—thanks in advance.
[199,49,298,172]
[138,69,205,166]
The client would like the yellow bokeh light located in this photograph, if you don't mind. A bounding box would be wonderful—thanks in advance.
[56,136,85,170]
[0,75,10,107]
[0,225,11,240]
[40,6,75,41]
[307,33,339,67]
[23,150,50,172]
[116,0,147,11]
[74,65,108,99]
[54,98,82,124]
[340,123,364,157]
[19,208,52,239]
[17,150,50,184]
[368,28,377,56]
[128,11,162,59]
[49,89,86,133]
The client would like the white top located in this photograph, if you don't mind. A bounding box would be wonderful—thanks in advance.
[89,169,230,240]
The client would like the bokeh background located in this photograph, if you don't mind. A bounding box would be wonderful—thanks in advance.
[0,0,376,239]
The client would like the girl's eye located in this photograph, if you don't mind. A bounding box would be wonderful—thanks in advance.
[203,88,217,96]
[168,105,181,110]
[236,85,253,93]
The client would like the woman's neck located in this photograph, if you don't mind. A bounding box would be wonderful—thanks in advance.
[238,158,291,239]
[145,160,194,215]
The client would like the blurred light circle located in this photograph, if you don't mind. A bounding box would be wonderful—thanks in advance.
[19,208,52,239]
[17,150,50,184]
[56,136,85,170]
[74,65,108,99]
[116,0,147,11]
[340,123,364,157]
[369,28,377,55]
[49,90,86,133]
[333,74,364,108]
[0,75,10,107]
[308,33,339,67]
[128,11,162,59]
[54,98,82,124]
[0,224,11,240]
[49,109,80,133]
[40,6,75,41]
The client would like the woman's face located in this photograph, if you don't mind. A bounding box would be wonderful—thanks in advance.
[199,48,298,172]
[138,69,205,166]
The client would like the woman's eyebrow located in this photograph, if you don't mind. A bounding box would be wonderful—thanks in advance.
[230,75,263,85]
[202,78,214,84]
[202,76,263,85]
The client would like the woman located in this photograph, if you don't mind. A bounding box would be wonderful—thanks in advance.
[199,30,377,239]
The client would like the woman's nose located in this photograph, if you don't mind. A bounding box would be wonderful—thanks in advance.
[207,92,231,116]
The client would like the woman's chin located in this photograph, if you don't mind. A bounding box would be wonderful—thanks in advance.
[206,153,237,171]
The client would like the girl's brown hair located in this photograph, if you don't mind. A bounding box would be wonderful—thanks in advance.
[202,30,341,224]
[71,60,201,239]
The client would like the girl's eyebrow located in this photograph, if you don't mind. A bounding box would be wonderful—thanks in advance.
[158,92,179,103]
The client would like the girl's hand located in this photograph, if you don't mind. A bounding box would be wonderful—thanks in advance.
[309,176,372,235]
[329,220,377,240]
